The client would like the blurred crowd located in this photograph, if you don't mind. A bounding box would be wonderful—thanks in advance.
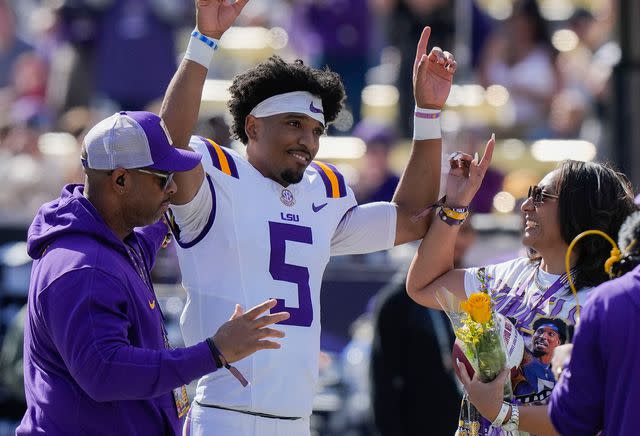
[0,0,621,226]
[0,0,628,434]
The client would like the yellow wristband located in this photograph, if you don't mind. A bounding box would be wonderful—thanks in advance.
[442,207,469,221]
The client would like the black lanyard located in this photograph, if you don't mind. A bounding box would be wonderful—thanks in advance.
[124,240,171,350]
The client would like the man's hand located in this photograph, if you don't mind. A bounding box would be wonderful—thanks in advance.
[413,26,457,109]
[195,0,250,40]
[212,299,290,363]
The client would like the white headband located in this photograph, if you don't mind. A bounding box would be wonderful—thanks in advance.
[250,91,325,126]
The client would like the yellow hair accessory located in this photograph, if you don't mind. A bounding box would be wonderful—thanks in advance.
[565,229,623,323]
[603,247,622,277]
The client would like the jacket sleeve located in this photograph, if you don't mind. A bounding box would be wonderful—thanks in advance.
[39,268,217,402]
[548,293,605,434]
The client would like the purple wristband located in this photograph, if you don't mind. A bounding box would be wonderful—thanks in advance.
[414,111,441,119]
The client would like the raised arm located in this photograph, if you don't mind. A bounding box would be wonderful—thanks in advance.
[392,27,456,245]
[406,136,494,308]
[160,0,249,205]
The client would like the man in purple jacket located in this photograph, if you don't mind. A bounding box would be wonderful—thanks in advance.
[17,111,289,435]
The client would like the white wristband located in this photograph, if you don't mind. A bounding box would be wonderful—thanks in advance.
[184,30,219,68]
[413,106,441,140]
[491,401,510,428]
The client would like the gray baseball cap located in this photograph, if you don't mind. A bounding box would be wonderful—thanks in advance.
[83,111,201,172]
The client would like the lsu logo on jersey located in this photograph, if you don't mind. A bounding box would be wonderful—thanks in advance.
[280,212,300,222]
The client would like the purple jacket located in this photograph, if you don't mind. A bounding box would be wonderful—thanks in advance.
[17,185,216,435]
[549,264,640,435]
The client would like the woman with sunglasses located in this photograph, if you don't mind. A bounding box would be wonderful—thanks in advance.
[457,210,640,435]
[406,147,636,434]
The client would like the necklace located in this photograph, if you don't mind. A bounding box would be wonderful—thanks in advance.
[533,263,578,296]
[533,265,553,291]
[534,264,575,292]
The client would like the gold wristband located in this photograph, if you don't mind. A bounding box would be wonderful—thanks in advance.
[442,207,469,221]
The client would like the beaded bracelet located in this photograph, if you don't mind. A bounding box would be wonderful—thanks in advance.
[437,206,467,226]
[501,403,520,431]
[441,206,469,221]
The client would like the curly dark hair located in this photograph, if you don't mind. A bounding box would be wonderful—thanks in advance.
[611,211,640,277]
[554,160,637,289]
[227,56,346,144]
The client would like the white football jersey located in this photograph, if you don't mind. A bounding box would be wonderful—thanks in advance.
[168,136,396,417]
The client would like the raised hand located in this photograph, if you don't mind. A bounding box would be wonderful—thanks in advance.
[445,135,495,207]
[195,0,250,39]
[413,27,457,110]
[212,299,290,363]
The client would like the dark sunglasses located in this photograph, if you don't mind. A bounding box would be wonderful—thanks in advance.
[81,158,174,191]
[132,168,174,191]
[528,185,559,207]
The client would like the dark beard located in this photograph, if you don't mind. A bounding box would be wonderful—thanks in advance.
[532,348,546,359]
[281,168,304,184]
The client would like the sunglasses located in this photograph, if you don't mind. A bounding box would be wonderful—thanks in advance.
[80,158,174,191]
[132,168,175,191]
[528,185,559,207]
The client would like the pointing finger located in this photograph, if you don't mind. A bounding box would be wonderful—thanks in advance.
[413,27,431,78]
[479,134,496,170]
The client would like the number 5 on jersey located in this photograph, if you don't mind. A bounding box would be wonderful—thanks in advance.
[268,222,313,327]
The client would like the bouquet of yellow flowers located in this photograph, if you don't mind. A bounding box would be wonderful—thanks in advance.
[438,289,524,435]
[457,292,506,383]
[437,289,517,389]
